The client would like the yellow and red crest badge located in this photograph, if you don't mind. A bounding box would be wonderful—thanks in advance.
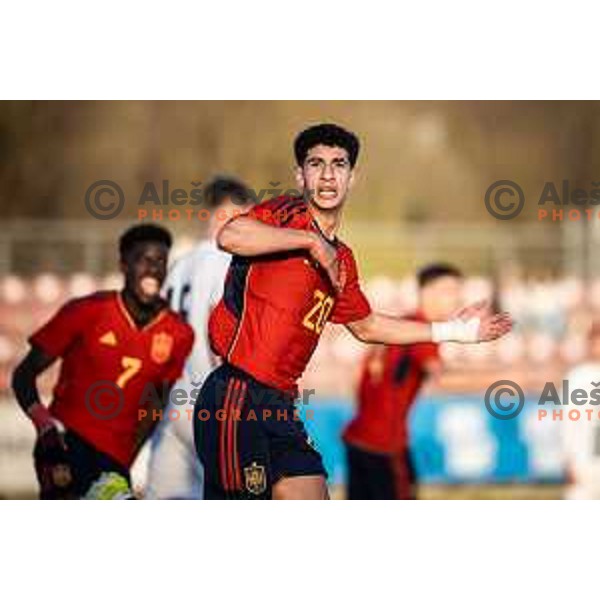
[150,332,173,364]
[244,462,267,496]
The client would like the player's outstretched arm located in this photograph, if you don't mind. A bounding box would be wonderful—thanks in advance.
[346,303,512,345]
[218,216,342,290]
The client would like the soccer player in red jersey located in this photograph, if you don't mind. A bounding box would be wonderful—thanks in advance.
[343,264,464,499]
[196,123,512,500]
[12,225,194,499]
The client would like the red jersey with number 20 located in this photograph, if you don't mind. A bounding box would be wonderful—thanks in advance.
[30,292,194,467]
[209,195,372,393]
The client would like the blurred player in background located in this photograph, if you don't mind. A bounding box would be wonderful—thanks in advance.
[145,177,254,499]
[343,264,464,499]
[562,321,600,500]
[11,225,194,499]
[197,123,512,500]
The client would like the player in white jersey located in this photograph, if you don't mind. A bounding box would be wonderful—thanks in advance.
[562,321,600,500]
[145,177,255,498]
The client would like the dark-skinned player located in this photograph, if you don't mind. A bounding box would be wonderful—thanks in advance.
[12,224,194,499]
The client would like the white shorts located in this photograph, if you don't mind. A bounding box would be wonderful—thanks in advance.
[145,381,203,499]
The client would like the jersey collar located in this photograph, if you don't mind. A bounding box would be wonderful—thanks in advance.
[115,291,168,332]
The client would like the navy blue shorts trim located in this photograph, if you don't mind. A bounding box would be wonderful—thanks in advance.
[194,363,327,499]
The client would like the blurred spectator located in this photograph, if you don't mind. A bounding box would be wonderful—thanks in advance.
[561,321,600,500]
[3,272,600,398]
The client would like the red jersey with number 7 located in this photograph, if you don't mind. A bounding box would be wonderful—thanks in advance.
[29,291,194,467]
[209,195,372,394]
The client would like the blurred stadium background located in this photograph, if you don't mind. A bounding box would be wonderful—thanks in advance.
[2,100,600,498]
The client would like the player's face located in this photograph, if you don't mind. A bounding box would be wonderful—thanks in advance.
[121,241,168,306]
[421,276,463,320]
[295,144,354,212]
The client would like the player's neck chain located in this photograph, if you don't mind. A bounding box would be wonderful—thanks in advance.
[310,214,338,248]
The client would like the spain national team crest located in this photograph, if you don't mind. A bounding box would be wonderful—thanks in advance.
[51,464,72,488]
[150,332,173,364]
[244,462,267,496]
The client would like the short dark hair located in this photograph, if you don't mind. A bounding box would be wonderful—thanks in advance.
[417,263,463,288]
[119,224,172,260]
[203,176,253,209]
[294,123,360,168]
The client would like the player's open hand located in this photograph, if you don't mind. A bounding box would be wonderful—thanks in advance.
[433,301,512,343]
[476,310,512,342]
[456,300,512,342]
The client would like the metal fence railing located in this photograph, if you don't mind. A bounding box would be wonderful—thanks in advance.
[0,218,587,278]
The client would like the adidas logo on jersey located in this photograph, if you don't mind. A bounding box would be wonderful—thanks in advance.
[99,331,118,347]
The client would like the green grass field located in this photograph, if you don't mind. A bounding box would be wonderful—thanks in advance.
[327,484,564,500]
